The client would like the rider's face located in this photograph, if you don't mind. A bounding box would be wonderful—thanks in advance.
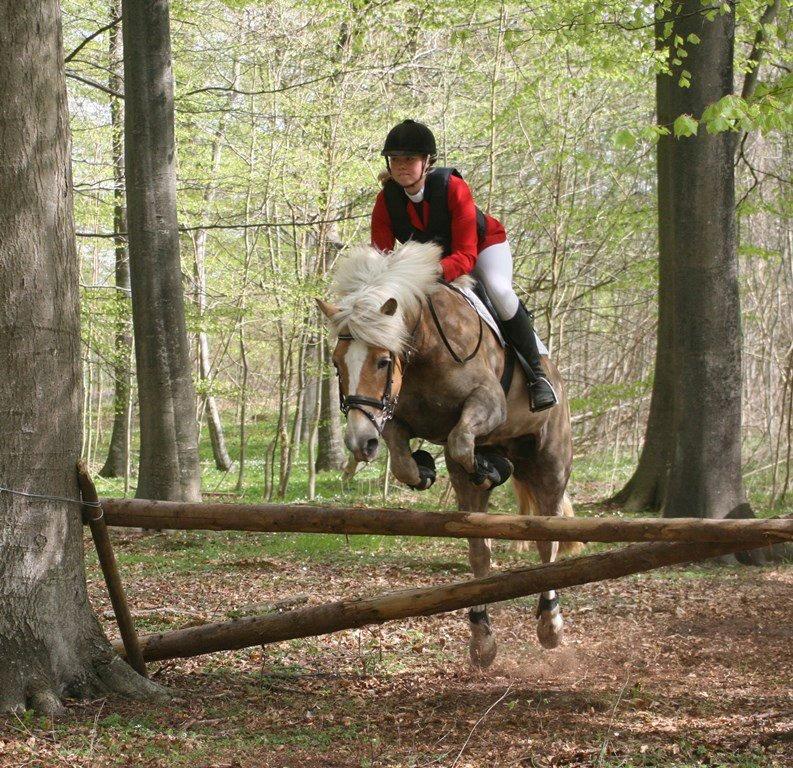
[387,154,427,189]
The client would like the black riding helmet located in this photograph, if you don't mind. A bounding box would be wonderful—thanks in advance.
[381,119,437,160]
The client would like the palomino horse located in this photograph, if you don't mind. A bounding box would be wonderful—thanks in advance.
[318,241,578,667]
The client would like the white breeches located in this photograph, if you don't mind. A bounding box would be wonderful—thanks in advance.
[472,240,519,321]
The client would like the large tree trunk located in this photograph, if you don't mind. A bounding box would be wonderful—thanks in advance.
[123,0,201,501]
[99,0,133,479]
[662,3,744,518]
[0,0,161,714]
[614,4,745,519]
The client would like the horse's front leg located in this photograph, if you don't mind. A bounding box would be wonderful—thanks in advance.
[382,420,429,489]
[446,450,497,668]
[446,384,508,487]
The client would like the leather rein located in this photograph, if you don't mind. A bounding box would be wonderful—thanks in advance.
[334,284,484,434]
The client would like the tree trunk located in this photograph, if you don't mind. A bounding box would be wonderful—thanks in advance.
[315,340,346,471]
[662,3,744,519]
[0,0,161,714]
[99,0,133,478]
[614,4,745,519]
[123,0,201,501]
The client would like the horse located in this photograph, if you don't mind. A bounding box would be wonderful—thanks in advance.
[317,241,579,668]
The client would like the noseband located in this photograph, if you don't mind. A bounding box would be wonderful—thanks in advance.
[335,333,400,435]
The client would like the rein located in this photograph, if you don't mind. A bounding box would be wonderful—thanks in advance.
[426,283,483,364]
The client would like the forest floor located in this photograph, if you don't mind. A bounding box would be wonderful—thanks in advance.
[1,515,790,766]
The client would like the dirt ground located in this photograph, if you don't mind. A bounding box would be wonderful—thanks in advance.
[1,530,791,767]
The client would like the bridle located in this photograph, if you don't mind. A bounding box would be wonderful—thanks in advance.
[335,334,402,435]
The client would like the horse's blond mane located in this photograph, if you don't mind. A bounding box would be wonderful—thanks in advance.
[328,241,443,354]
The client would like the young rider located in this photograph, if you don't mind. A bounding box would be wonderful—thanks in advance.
[371,119,558,412]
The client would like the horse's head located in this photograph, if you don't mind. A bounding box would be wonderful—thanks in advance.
[317,241,441,462]
[318,297,405,462]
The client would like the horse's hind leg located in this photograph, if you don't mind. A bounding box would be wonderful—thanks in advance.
[446,448,498,668]
[512,457,573,650]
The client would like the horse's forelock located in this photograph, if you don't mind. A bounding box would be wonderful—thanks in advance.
[328,241,442,354]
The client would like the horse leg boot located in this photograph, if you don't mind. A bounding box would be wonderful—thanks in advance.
[446,385,508,489]
[501,302,558,412]
[446,450,497,669]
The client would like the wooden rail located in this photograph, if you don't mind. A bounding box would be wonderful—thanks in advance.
[97,498,792,546]
[115,537,756,662]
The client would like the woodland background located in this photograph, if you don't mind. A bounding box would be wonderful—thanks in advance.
[63,0,791,509]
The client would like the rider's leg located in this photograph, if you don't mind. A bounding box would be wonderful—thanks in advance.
[472,242,558,411]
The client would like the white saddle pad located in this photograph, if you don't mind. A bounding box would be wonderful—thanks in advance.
[456,286,549,356]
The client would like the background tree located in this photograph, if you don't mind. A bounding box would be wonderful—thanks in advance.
[98,0,133,480]
[0,0,159,714]
[122,0,201,501]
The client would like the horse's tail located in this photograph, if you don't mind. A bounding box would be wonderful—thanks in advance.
[513,481,584,557]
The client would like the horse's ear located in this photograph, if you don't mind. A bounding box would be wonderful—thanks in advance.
[316,298,340,319]
[380,298,398,316]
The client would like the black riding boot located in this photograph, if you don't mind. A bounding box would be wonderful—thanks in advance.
[501,303,558,412]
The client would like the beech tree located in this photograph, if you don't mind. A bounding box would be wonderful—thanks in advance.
[615,1,768,518]
[0,0,159,714]
[123,0,201,500]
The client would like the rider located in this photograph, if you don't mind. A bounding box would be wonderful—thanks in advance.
[371,119,558,412]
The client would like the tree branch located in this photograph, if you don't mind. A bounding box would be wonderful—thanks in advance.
[741,1,780,101]
[66,71,124,99]
[64,17,120,63]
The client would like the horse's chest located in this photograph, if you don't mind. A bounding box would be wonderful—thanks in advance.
[395,382,462,441]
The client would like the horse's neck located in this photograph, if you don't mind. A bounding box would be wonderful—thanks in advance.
[414,288,477,357]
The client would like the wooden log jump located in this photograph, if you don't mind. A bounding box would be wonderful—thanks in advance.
[115,536,759,662]
[77,465,147,677]
[98,498,792,546]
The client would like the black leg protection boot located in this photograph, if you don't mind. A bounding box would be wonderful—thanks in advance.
[501,303,558,412]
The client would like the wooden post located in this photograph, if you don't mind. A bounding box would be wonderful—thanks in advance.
[115,536,755,663]
[96,497,793,546]
[77,462,148,677]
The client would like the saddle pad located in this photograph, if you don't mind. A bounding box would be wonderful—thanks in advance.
[456,286,549,356]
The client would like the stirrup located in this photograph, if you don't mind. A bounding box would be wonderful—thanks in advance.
[529,376,558,412]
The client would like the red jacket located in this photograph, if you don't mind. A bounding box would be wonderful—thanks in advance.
[371,173,506,282]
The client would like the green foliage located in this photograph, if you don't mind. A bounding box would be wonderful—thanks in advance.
[673,113,699,137]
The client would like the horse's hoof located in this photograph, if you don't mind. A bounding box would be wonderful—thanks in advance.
[408,450,436,490]
[469,635,498,668]
[537,612,564,649]
[468,609,497,668]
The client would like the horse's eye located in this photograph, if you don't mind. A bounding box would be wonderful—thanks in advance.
[377,357,390,370]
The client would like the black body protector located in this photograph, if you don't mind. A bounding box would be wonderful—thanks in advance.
[381,167,486,254]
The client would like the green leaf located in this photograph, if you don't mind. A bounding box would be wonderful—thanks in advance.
[612,128,636,149]
[673,114,699,137]
[687,33,701,44]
